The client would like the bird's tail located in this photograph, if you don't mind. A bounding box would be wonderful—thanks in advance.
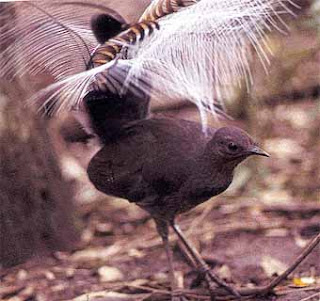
[0,0,297,126]
[82,86,150,143]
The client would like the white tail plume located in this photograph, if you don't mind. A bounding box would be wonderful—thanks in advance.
[0,0,296,120]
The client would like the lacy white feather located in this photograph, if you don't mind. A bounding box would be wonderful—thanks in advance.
[0,0,296,120]
[125,0,296,121]
[0,1,125,79]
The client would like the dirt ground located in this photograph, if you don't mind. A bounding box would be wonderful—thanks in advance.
[0,1,320,300]
[0,98,319,301]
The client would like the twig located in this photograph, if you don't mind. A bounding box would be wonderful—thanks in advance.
[104,203,320,259]
[125,284,170,295]
[299,291,320,301]
[276,285,320,296]
[106,282,320,300]
[262,203,320,214]
[260,232,320,295]
[177,232,320,298]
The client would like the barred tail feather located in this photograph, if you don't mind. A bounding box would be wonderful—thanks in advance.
[139,0,199,22]
[91,20,160,68]
[121,0,295,122]
[0,0,296,122]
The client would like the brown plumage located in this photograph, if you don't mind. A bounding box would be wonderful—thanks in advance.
[139,0,199,22]
[88,0,200,96]
[91,20,160,67]
[87,117,269,298]
[89,19,160,93]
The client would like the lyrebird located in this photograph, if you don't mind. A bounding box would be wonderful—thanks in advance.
[0,0,293,299]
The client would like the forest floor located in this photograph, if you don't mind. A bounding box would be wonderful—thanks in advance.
[0,99,320,301]
[0,1,319,300]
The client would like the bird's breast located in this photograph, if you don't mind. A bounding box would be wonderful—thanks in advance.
[188,185,228,204]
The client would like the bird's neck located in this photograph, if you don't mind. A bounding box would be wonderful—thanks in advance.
[197,152,237,188]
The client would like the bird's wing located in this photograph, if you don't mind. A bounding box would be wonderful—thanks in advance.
[87,118,207,200]
[123,118,213,195]
[87,125,157,201]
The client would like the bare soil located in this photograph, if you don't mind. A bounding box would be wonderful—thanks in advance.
[0,99,319,301]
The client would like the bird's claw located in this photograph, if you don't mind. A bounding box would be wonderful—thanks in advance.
[204,270,241,299]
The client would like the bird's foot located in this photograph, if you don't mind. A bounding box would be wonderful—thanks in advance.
[202,267,241,299]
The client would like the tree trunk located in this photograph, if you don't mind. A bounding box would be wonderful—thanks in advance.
[0,85,78,267]
[0,2,79,268]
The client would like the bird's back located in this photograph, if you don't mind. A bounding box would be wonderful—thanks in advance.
[87,118,216,202]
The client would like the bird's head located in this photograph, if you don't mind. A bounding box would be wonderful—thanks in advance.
[208,126,269,165]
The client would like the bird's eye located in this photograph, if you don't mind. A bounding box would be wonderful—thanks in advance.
[228,142,238,152]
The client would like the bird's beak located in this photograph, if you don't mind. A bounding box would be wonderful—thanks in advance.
[250,145,270,157]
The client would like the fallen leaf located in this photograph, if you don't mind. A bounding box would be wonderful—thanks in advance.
[261,256,288,277]
[71,291,151,301]
[175,271,184,289]
[294,236,309,248]
[259,189,292,205]
[16,270,28,281]
[65,268,76,279]
[71,246,122,262]
[44,271,55,281]
[217,265,232,280]
[95,223,113,235]
[265,229,289,237]
[292,277,316,287]
[128,248,145,258]
[98,266,124,282]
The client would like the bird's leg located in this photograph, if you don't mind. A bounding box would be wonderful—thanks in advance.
[155,219,187,301]
[171,222,241,299]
